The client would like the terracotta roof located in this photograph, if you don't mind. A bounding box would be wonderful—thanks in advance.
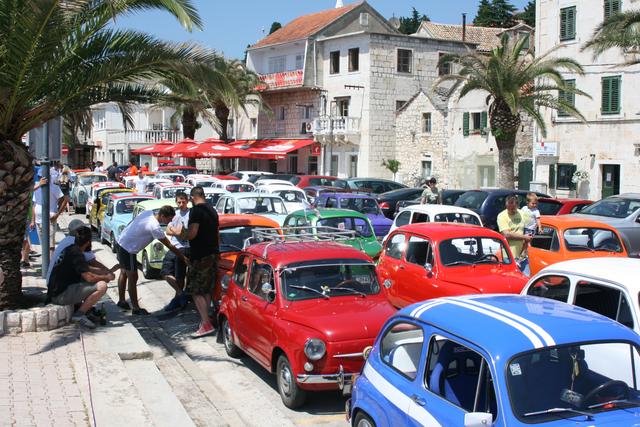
[251,3,360,49]
[419,22,504,52]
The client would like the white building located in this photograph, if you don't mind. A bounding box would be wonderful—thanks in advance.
[536,0,640,199]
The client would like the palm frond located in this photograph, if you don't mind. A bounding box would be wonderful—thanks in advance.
[583,10,640,58]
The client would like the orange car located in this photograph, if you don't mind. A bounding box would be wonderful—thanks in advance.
[214,215,280,306]
[528,216,627,275]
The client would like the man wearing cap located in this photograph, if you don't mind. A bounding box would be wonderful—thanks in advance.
[420,177,442,204]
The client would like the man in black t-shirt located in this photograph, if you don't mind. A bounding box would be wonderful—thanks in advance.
[179,186,219,338]
[48,227,113,328]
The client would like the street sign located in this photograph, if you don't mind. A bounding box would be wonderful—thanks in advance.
[61,145,69,155]
[534,141,558,157]
[28,117,63,160]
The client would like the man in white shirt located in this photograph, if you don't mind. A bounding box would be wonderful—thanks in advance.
[116,205,189,315]
[161,192,191,311]
[134,171,148,194]
[31,174,67,255]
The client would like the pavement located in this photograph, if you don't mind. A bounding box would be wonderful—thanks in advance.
[2,213,349,427]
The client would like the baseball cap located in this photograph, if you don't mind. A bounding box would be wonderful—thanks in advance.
[68,219,88,236]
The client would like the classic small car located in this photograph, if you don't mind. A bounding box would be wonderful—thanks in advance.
[575,193,640,256]
[84,181,125,218]
[70,172,107,213]
[349,294,640,426]
[523,257,640,332]
[152,182,192,200]
[538,198,592,215]
[88,187,134,232]
[303,185,350,205]
[387,204,482,240]
[256,184,310,213]
[203,187,228,208]
[283,208,383,258]
[156,172,186,183]
[185,174,219,188]
[314,193,392,238]
[100,193,154,252]
[218,240,396,408]
[528,216,628,276]
[334,178,407,195]
[254,179,295,189]
[378,223,526,309]
[214,181,255,193]
[229,170,272,181]
[289,175,341,189]
[215,193,289,225]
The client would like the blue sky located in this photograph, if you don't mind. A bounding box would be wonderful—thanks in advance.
[115,0,529,59]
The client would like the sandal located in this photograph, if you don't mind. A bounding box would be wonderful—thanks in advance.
[117,301,131,311]
[132,308,149,316]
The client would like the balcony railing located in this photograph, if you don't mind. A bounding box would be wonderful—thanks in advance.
[313,116,361,136]
[257,69,304,91]
[105,129,181,145]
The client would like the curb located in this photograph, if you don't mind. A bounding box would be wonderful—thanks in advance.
[0,304,73,335]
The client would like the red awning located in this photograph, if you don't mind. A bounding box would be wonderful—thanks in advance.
[234,139,315,159]
[130,140,173,155]
[173,141,251,158]
[162,138,198,157]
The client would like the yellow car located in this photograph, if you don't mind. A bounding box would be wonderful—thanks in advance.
[89,187,134,233]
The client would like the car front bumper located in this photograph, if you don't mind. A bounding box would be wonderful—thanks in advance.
[296,365,356,394]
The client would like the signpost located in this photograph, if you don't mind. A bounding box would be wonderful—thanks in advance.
[534,141,558,157]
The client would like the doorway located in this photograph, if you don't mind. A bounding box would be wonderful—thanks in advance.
[601,164,620,198]
[478,165,496,188]
[518,160,533,191]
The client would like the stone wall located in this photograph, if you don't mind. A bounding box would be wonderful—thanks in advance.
[258,89,321,139]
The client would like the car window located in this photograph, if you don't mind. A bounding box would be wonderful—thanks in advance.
[526,275,570,303]
[570,203,589,213]
[455,191,488,210]
[406,236,433,267]
[538,200,562,216]
[340,198,380,215]
[317,217,373,238]
[530,226,559,251]
[581,197,640,219]
[563,228,623,252]
[440,237,512,265]
[411,212,430,224]
[247,260,273,300]
[426,335,497,419]
[325,197,337,208]
[575,281,634,328]
[380,322,424,380]
[232,255,250,289]
[386,234,406,260]
[434,213,481,225]
[224,199,235,214]
[395,211,411,227]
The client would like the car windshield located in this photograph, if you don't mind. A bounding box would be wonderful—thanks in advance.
[508,342,640,422]
[226,184,253,193]
[219,226,278,252]
[309,177,340,186]
[281,261,380,301]
[205,193,223,207]
[340,198,380,215]
[198,181,217,188]
[79,175,106,185]
[237,197,287,214]
[433,212,481,225]
[161,187,189,199]
[563,227,623,252]
[455,191,489,210]
[275,190,306,203]
[538,200,563,215]
[439,237,512,266]
[116,198,146,214]
[317,216,373,238]
[580,197,640,219]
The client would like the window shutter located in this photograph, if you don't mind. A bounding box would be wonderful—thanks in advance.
[463,112,470,137]
[569,164,577,190]
[549,164,557,189]
[605,0,621,19]
[560,7,576,41]
[480,112,488,135]
[611,76,621,113]
[602,76,621,114]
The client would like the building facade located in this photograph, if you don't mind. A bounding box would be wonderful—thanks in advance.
[536,0,640,199]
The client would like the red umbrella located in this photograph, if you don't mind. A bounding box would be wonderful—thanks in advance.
[130,140,173,155]
[173,141,251,158]
[162,138,198,157]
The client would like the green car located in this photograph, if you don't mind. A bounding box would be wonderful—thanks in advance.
[131,199,182,279]
[283,208,382,258]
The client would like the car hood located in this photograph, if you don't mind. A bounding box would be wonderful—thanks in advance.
[441,265,527,293]
[572,213,630,227]
[367,214,393,227]
[252,213,287,225]
[113,213,133,226]
[280,296,396,342]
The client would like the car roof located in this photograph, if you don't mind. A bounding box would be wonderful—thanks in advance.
[219,214,280,228]
[393,222,499,239]
[222,192,283,199]
[263,185,303,192]
[539,198,592,204]
[245,241,372,268]
[402,294,639,356]
[608,193,640,199]
[540,215,618,229]
[110,193,153,200]
[319,193,372,199]
[91,181,120,188]
[203,187,227,194]
[399,204,479,216]
[157,182,191,188]
[136,199,178,209]
[289,208,368,219]
[534,257,640,289]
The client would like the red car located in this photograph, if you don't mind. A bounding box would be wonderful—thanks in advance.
[538,197,592,215]
[378,223,527,309]
[218,240,396,408]
[289,175,340,188]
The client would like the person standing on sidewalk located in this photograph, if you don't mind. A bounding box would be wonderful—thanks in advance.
[178,186,219,338]
[116,205,189,315]
[497,194,532,275]
[31,173,67,256]
[161,192,190,311]
[134,170,148,194]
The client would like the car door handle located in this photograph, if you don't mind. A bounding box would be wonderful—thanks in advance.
[241,296,248,302]
[397,265,405,270]
[411,394,426,406]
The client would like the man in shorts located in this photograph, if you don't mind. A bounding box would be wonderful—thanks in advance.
[162,192,190,311]
[47,227,112,329]
[178,186,219,338]
[116,205,189,315]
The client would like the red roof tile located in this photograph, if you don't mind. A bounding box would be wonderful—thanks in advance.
[251,3,360,49]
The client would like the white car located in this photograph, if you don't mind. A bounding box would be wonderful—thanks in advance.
[203,187,228,208]
[141,178,172,194]
[215,192,289,225]
[156,172,186,183]
[386,204,483,239]
[254,179,294,188]
[230,171,272,181]
[256,185,310,213]
[214,181,256,193]
[152,183,192,200]
[186,176,219,188]
[522,257,640,333]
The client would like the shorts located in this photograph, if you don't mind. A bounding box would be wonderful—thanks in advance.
[52,282,97,306]
[160,247,190,280]
[36,221,57,249]
[117,246,137,272]
[186,254,217,296]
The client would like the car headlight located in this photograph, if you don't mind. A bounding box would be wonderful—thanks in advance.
[153,242,164,253]
[304,338,326,361]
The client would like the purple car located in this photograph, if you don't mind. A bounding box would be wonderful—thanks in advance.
[314,193,392,237]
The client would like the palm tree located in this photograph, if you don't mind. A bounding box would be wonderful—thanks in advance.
[0,0,210,310]
[583,11,640,64]
[437,35,588,188]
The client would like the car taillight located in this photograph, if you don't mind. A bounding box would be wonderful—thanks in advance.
[379,201,390,210]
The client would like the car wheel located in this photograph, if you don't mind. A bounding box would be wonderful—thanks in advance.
[141,251,157,279]
[276,354,306,409]
[221,317,243,358]
[354,412,376,427]
[110,233,118,253]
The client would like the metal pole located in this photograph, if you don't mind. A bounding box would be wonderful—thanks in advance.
[41,121,50,278]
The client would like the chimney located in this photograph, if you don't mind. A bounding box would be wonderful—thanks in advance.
[462,13,467,42]
[335,0,344,8]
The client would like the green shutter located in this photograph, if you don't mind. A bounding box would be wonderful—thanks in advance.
[560,7,576,41]
[602,76,621,114]
[605,0,621,19]
[558,79,576,117]
[463,112,470,137]
[480,111,488,135]
[549,164,557,189]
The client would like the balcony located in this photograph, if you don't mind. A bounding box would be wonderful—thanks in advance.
[105,129,181,145]
[257,69,304,91]
[312,116,361,144]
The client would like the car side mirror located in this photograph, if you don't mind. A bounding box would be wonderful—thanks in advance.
[424,262,433,273]
[221,274,231,291]
[464,412,493,427]
[261,282,275,303]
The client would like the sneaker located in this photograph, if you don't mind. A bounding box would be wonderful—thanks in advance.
[117,301,131,311]
[20,261,30,268]
[190,323,215,339]
[132,307,149,316]
[71,313,96,329]
[163,296,182,312]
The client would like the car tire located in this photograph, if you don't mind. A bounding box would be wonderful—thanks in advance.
[276,354,306,409]
[110,233,118,254]
[221,317,243,358]
[354,411,376,427]
[141,251,157,279]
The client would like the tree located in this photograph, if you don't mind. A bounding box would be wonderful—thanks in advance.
[474,0,517,28]
[269,22,282,35]
[518,0,535,27]
[0,0,209,310]
[437,35,588,188]
[583,11,640,65]
[398,7,429,35]
[382,159,401,181]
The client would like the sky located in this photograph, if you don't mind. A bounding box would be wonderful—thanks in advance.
[115,0,529,60]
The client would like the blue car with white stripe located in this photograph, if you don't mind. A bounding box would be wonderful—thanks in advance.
[348,295,640,426]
